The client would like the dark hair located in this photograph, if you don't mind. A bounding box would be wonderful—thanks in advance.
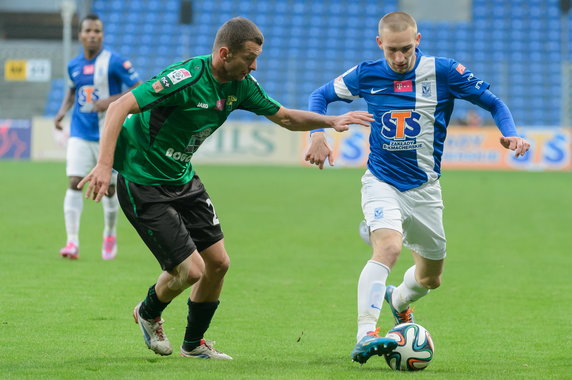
[212,17,263,53]
[79,13,102,33]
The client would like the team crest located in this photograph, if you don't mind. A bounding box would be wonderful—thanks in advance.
[167,68,192,85]
[421,82,432,98]
[225,95,237,111]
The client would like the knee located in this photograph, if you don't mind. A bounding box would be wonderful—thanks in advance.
[209,255,230,276]
[418,275,441,290]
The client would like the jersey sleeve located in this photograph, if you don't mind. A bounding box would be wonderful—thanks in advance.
[110,54,140,88]
[445,59,490,99]
[66,61,75,89]
[237,75,281,116]
[334,65,360,101]
[131,61,201,111]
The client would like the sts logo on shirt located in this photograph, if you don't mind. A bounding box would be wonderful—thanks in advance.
[381,110,423,151]
[78,85,100,112]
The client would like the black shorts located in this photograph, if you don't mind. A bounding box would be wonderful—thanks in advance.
[117,174,224,271]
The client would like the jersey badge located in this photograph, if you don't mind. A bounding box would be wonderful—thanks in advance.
[394,80,412,93]
[123,61,132,70]
[215,99,226,111]
[152,80,164,93]
[167,68,192,85]
[160,77,170,88]
[456,63,466,75]
[421,82,432,98]
[225,95,237,111]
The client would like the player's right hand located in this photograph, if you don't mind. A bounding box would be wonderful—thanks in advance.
[77,164,112,202]
[54,114,64,131]
[331,111,373,132]
[305,131,334,170]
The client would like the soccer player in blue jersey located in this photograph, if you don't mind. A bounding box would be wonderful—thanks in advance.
[305,11,530,365]
[54,14,141,260]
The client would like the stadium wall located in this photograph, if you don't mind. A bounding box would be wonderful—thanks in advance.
[1,117,570,171]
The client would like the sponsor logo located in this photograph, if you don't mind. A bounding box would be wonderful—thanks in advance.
[152,80,164,93]
[456,63,466,75]
[394,80,412,93]
[215,99,226,111]
[78,85,100,112]
[475,80,484,89]
[381,110,422,141]
[196,102,208,108]
[71,71,80,78]
[160,77,170,88]
[421,82,432,98]
[374,207,384,219]
[370,88,387,94]
[83,64,94,75]
[123,60,132,70]
[165,148,192,162]
[167,68,192,85]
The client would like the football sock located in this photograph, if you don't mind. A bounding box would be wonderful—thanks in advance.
[63,189,83,245]
[356,260,390,342]
[101,193,118,237]
[139,284,171,320]
[182,299,220,351]
[393,265,429,311]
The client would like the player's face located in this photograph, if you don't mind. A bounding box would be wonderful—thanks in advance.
[377,27,420,74]
[79,19,103,54]
[223,41,262,81]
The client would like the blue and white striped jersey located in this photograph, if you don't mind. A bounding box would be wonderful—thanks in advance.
[67,48,140,141]
[334,49,489,191]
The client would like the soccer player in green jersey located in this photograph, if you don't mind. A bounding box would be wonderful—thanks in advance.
[79,17,373,359]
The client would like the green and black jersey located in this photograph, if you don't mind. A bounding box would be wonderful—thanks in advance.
[114,55,281,185]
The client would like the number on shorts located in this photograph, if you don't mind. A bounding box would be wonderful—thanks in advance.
[205,198,220,226]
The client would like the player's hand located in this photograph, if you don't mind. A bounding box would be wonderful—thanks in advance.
[77,164,112,202]
[54,114,64,131]
[499,136,530,158]
[305,131,334,169]
[331,111,373,132]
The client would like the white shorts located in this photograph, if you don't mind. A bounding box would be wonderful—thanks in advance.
[361,170,446,260]
[66,137,117,184]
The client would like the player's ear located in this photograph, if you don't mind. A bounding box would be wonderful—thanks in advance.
[219,47,232,62]
[376,36,383,49]
[415,32,421,46]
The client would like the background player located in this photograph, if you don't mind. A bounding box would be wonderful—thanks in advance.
[54,13,141,260]
[304,11,530,364]
[78,17,373,359]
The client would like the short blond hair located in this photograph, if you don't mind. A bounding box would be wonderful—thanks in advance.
[378,12,417,37]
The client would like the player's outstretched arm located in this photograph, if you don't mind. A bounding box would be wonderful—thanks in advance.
[304,132,334,170]
[78,92,140,202]
[499,136,530,158]
[265,107,373,132]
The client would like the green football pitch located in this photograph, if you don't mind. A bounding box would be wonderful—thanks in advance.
[1,161,571,379]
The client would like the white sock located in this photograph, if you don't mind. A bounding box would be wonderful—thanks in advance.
[357,260,390,342]
[393,265,429,311]
[64,189,83,245]
[102,193,118,237]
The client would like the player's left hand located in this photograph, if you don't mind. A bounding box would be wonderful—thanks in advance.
[499,136,530,158]
[331,111,373,132]
[77,164,112,202]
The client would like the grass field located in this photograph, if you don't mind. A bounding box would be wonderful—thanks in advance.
[1,161,571,379]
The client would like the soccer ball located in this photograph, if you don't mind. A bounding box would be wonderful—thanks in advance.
[384,323,434,371]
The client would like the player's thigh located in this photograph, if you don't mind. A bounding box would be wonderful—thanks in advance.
[116,175,196,271]
[177,176,224,254]
[361,170,404,234]
[402,181,446,260]
[66,137,98,177]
